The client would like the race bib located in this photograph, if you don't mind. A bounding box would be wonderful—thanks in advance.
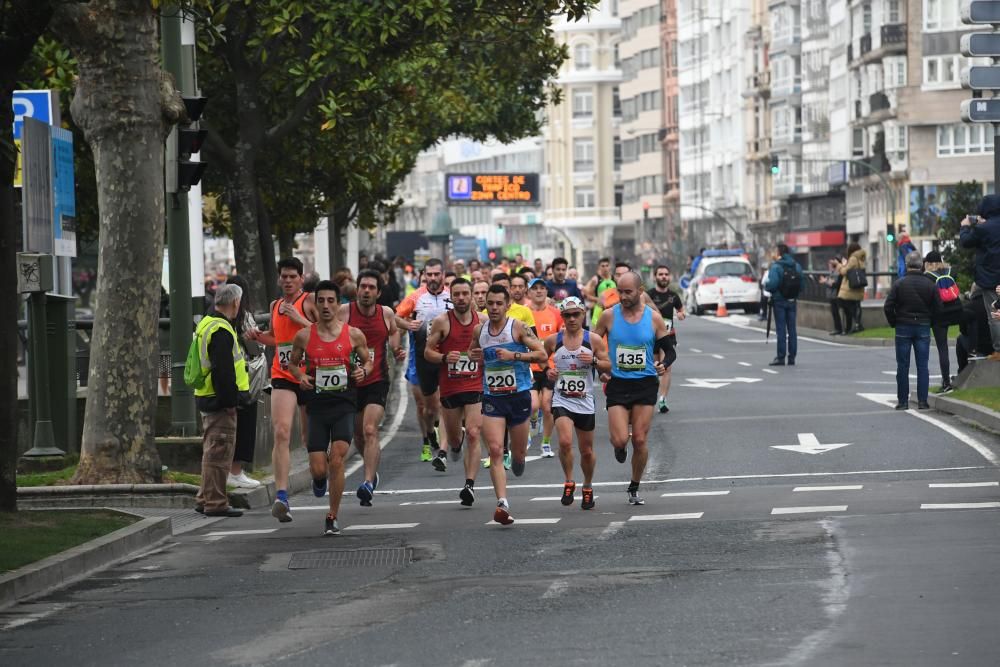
[665,319,674,334]
[556,370,587,398]
[485,366,517,394]
[447,352,479,379]
[315,364,349,392]
[616,344,647,371]
[277,343,294,369]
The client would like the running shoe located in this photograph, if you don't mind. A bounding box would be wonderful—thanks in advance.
[357,480,374,506]
[432,451,448,472]
[938,384,954,394]
[581,487,595,510]
[449,446,463,462]
[627,489,645,506]
[540,443,555,458]
[561,481,576,506]
[658,398,669,414]
[420,443,433,462]
[503,451,512,470]
[493,500,514,525]
[482,456,492,469]
[324,514,340,536]
[511,456,526,477]
[460,484,475,507]
[614,447,628,464]
[312,477,327,498]
[271,498,292,523]
[372,471,380,491]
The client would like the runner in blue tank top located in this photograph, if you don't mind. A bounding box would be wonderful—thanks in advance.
[593,272,672,506]
[469,284,548,526]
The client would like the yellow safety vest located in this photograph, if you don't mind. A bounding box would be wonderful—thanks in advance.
[193,315,250,398]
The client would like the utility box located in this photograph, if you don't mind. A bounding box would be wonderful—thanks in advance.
[28,293,77,454]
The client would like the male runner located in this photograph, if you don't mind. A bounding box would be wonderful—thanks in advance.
[544,297,609,510]
[509,273,530,307]
[288,281,372,535]
[472,279,490,312]
[593,272,670,506]
[469,284,548,525]
[396,259,452,462]
[646,264,686,413]
[341,269,405,505]
[424,279,486,499]
[527,277,563,457]
[253,257,318,522]
[583,257,610,307]
[546,256,583,306]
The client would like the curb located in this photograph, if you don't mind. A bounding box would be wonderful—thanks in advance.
[926,394,1000,435]
[18,484,199,510]
[740,318,891,347]
[0,510,171,610]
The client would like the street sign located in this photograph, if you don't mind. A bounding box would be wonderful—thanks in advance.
[961,66,1000,89]
[12,90,53,189]
[961,98,1000,122]
[445,173,540,206]
[51,127,76,258]
[770,433,852,455]
[961,32,1000,56]
[962,0,1000,24]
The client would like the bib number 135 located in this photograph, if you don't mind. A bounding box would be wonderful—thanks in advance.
[616,346,646,371]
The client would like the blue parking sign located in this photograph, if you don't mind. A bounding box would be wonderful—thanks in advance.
[13,90,53,140]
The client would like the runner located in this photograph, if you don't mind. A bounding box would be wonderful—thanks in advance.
[646,264,686,413]
[396,259,452,462]
[527,277,563,457]
[489,273,536,329]
[469,284,548,525]
[583,256,612,311]
[593,271,671,506]
[288,281,372,535]
[341,269,405,506]
[472,278,490,312]
[544,297,609,510]
[404,270,431,460]
[509,273,530,307]
[424,279,486,500]
[253,257,318,523]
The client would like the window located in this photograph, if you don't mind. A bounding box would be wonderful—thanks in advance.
[574,187,595,209]
[573,138,594,172]
[887,0,901,23]
[886,123,907,153]
[612,86,622,117]
[613,43,620,68]
[574,43,592,70]
[924,0,960,31]
[862,2,872,34]
[937,123,994,156]
[884,57,907,88]
[923,55,960,88]
[614,138,622,170]
[572,88,594,118]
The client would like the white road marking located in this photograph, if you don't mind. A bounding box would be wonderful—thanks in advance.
[530,497,561,501]
[690,348,703,353]
[858,393,1000,465]
[738,361,753,367]
[703,316,854,347]
[771,506,848,515]
[486,518,561,525]
[598,521,627,540]
[398,500,457,506]
[771,433,852,455]
[203,529,277,537]
[711,354,725,359]
[762,368,779,374]
[628,513,704,521]
[660,490,730,497]
[345,367,410,478]
[728,338,770,344]
[343,523,420,530]
[681,376,763,389]
[920,502,1000,510]
[928,481,998,488]
[793,485,863,492]
[0,604,71,631]
[541,578,570,599]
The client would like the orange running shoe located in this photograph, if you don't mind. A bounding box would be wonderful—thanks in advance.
[561,481,576,506]
[493,500,514,525]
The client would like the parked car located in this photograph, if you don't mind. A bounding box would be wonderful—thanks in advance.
[685,252,761,315]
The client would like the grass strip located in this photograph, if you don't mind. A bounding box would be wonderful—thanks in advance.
[0,510,138,573]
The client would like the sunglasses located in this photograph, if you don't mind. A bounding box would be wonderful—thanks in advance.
[562,311,583,318]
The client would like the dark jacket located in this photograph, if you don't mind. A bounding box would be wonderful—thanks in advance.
[959,194,1000,290]
[195,310,240,413]
[884,270,937,327]
[765,254,805,303]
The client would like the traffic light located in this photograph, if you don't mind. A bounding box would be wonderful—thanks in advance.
[168,96,208,192]
[886,225,896,243]
[488,248,500,261]
[769,155,780,175]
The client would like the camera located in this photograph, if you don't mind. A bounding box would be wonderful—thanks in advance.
[968,215,983,225]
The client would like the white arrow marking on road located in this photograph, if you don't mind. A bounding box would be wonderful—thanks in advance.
[681,376,764,389]
[771,433,852,455]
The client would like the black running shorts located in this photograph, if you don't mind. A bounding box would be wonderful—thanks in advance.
[357,380,390,409]
[531,370,555,392]
[441,391,482,410]
[306,404,355,452]
[270,378,308,406]
[604,376,659,409]
[552,406,596,432]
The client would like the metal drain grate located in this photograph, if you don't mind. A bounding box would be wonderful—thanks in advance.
[288,547,413,569]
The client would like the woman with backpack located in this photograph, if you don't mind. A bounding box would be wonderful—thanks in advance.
[924,251,961,393]
[836,242,867,333]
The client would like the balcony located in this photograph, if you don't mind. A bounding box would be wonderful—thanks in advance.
[771,74,802,99]
[849,154,890,179]
[847,43,853,62]
[881,23,905,46]
[772,126,803,148]
[742,70,772,98]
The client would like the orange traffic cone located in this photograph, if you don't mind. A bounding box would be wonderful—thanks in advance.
[716,287,729,317]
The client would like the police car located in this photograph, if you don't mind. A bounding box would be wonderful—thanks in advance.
[684,250,761,315]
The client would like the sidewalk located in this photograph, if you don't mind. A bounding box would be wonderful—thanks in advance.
[739,316,892,347]
[926,393,1000,436]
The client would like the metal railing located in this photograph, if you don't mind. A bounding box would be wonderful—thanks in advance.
[881,23,905,45]
[800,270,898,303]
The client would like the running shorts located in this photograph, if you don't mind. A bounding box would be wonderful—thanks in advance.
[357,380,389,409]
[306,404,355,451]
[441,391,482,410]
[481,390,532,426]
[551,406,596,432]
[414,355,441,397]
[270,378,308,406]
[604,376,658,409]
[531,370,555,392]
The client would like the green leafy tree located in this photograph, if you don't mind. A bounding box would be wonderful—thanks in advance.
[936,181,981,292]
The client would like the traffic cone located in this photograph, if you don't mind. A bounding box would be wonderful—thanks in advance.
[716,287,729,317]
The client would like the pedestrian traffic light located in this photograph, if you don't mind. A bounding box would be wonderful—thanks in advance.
[886,225,896,243]
[169,96,208,192]
[769,155,780,175]
[488,248,499,261]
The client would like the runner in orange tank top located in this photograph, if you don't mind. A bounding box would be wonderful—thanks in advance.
[527,278,563,458]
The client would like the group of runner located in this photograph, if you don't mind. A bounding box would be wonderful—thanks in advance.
[252,255,686,533]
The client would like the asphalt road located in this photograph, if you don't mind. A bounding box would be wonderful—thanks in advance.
[3,313,999,666]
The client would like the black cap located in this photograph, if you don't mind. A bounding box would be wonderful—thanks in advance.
[924,250,942,264]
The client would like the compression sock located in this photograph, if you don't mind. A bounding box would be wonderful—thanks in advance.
[276,489,289,503]
[465,478,475,488]
[627,481,640,494]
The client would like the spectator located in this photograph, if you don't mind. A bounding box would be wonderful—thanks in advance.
[302,271,321,293]
[836,242,867,333]
[923,251,956,392]
[818,256,845,334]
[884,251,937,410]
[224,275,263,489]
[959,196,1000,360]
[896,233,917,278]
[765,243,804,366]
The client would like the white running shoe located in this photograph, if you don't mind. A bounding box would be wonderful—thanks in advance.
[540,443,555,458]
[227,472,261,489]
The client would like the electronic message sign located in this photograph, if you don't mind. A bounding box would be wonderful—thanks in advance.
[445,173,539,205]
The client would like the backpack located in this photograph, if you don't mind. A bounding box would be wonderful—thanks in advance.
[778,263,801,299]
[928,271,963,326]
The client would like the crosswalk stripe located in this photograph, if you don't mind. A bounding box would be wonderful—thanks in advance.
[920,502,1000,510]
[928,482,998,488]
[660,491,729,497]
[793,485,863,492]
[771,506,847,515]
[343,523,420,530]
[399,500,455,506]
[628,513,703,521]
[203,529,277,537]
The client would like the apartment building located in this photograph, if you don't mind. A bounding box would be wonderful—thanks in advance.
[660,0,682,267]
[676,0,750,252]
[742,0,776,259]
[543,1,627,273]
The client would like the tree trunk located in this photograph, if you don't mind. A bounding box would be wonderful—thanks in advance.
[230,154,268,308]
[256,190,278,300]
[53,0,185,483]
[0,1,57,510]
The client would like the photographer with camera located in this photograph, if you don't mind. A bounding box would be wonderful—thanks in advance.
[959,194,1000,361]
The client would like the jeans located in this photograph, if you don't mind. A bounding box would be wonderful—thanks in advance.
[828,297,844,333]
[979,289,1000,352]
[773,299,797,361]
[839,298,862,332]
[895,323,931,405]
